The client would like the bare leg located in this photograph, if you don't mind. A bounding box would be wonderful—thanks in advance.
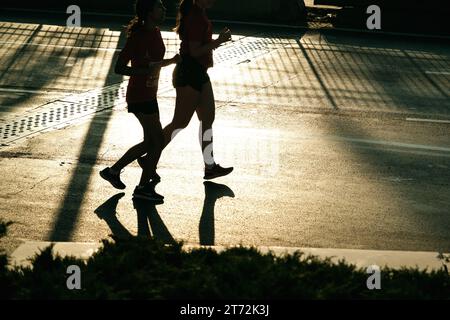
[134,113,164,186]
[110,141,147,173]
[196,81,216,168]
[162,86,200,149]
[137,86,203,172]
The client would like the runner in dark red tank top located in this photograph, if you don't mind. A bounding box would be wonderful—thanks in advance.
[179,4,213,69]
[99,0,180,201]
[160,0,234,180]
[120,26,166,104]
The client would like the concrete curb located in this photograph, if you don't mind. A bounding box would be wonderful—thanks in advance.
[9,240,450,271]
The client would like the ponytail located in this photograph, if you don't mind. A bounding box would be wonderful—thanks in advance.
[173,0,194,39]
[126,16,143,38]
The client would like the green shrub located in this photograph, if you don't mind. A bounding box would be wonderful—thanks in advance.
[1,221,449,299]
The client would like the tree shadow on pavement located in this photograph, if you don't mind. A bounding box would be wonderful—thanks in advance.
[323,115,450,251]
[297,35,450,116]
[0,22,122,114]
[47,29,127,241]
[290,37,450,251]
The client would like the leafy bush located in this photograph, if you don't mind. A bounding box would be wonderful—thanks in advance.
[1,221,449,299]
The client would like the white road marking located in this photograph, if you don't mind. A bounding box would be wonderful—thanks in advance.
[425,71,450,75]
[353,145,450,158]
[406,118,450,124]
[326,136,450,153]
[0,88,71,94]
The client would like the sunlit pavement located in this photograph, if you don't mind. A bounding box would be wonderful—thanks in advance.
[0,12,449,258]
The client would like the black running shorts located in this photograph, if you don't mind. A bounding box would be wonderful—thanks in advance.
[172,55,210,92]
[127,99,159,115]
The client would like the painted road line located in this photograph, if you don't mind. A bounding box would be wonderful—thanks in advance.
[406,118,450,124]
[425,71,450,75]
[353,145,450,158]
[0,88,72,95]
[326,136,450,153]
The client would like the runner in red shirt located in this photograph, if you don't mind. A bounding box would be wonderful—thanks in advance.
[159,0,234,180]
[100,0,180,201]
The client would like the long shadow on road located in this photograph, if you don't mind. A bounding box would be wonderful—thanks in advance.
[200,182,235,246]
[46,30,127,241]
[0,22,121,114]
[94,182,235,246]
[133,198,176,244]
[293,37,450,251]
[317,114,450,251]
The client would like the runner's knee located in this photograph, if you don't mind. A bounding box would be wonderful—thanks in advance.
[172,118,190,130]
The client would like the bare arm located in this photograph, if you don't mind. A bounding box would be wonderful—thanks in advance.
[189,28,231,58]
[115,54,181,76]
[114,61,151,76]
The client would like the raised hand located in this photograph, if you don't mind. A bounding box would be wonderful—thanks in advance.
[172,54,182,64]
[218,27,232,44]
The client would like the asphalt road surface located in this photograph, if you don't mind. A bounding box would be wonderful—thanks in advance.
[0,10,449,255]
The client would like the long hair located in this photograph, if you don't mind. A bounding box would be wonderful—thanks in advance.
[126,0,158,38]
[173,0,194,39]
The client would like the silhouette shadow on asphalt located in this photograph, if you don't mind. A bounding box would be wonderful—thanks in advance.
[95,181,235,246]
[94,192,132,240]
[133,198,176,244]
[200,181,235,246]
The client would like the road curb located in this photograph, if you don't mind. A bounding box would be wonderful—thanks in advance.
[9,240,449,271]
